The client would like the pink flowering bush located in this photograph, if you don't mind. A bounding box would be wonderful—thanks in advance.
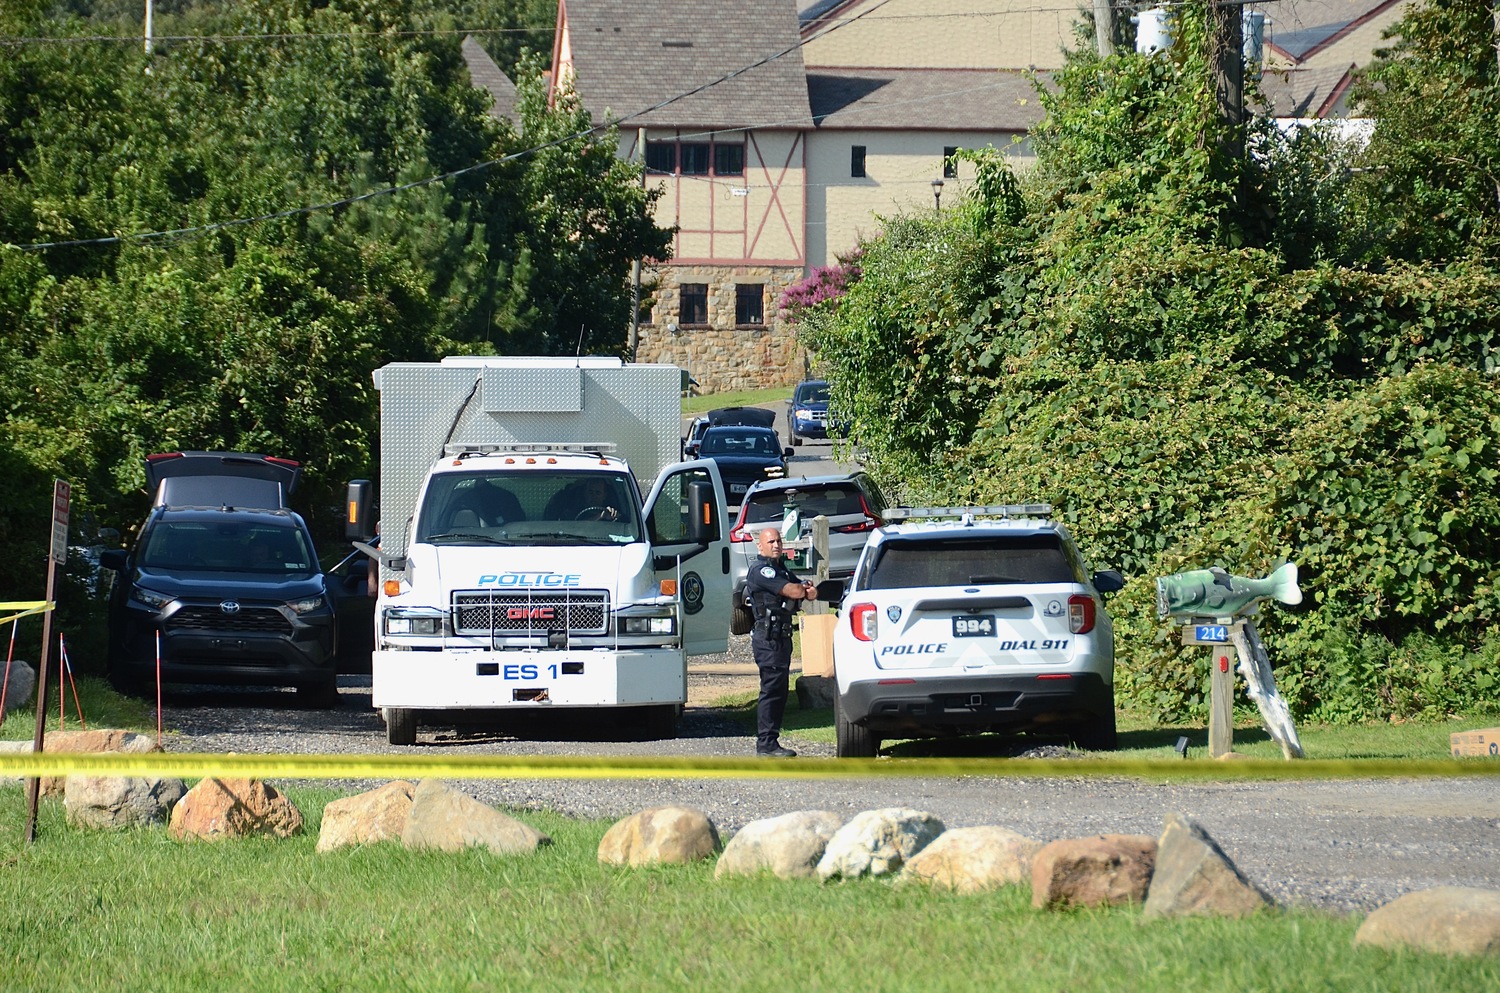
[779,251,862,323]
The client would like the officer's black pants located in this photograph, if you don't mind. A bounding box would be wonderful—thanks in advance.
[751,632,792,751]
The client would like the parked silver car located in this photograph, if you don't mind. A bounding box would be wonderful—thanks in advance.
[727,472,887,635]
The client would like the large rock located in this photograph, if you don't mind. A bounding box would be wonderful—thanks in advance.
[64,773,186,830]
[899,826,1041,894]
[1355,887,1500,957]
[38,729,162,796]
[317,780,416,852]
[1143,813,1270,919]
[817,807,946,881]
[169,777,304,841]
[599,805,720,866]
[401,779,550,855]
[715,811,844,880]
[1031,834,1157,909]
[0,660,34,721]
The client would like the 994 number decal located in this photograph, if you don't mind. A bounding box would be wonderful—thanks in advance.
[953,615,995,637]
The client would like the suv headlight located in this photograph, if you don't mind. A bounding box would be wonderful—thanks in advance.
[385,608,445,636]
[130,586,174,611]
[287,595,327,615]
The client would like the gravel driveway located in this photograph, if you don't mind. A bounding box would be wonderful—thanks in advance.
[159,646,1500,916]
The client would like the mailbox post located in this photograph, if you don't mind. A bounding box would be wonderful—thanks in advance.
[1182,620,1240,758]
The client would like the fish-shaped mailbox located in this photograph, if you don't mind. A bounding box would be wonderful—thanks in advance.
[1156,562,1301,620]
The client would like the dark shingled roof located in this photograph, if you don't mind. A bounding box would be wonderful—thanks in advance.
[808,68,1046,131]
[559,0,812,129]
[1256,64,1356,118]
[462,36,520,126]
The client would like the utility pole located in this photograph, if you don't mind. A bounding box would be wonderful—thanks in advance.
[1093,0,1114,58]
[1210,0,1246,162]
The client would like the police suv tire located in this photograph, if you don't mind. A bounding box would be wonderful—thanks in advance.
[1069,709,1118,752]
[835,692,879,758]
[385,707,417,746]
[730,602,754,637]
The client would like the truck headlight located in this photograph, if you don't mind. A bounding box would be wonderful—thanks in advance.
[619,615,675,636]
[385,609,445,636]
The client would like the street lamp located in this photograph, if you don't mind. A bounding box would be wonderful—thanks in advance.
[931,178,944,213]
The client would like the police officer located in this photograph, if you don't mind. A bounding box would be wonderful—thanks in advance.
[745,527,817,757]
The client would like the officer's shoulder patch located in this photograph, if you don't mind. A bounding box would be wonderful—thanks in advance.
[759,566,777,578]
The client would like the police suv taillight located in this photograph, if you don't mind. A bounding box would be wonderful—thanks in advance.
[1068,594,1096,634]
[850,602,878,642]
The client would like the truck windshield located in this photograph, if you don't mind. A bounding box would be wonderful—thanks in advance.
[417,471,644,545]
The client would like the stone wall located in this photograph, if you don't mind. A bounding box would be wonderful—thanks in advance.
[635,264,809,394]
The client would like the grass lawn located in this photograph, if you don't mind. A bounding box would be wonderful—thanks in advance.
[682,385,788,416]
[4,783,1498,993]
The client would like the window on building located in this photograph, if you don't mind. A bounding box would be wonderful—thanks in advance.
[943,146,959,179]
[714,144,745,176]
[679,143,711,175]
[645,142,675,174]
[680,283,708,325]
[851,145,866,178]
[735,284,764,325]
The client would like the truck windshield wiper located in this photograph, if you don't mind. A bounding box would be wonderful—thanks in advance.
[424,532,514,545]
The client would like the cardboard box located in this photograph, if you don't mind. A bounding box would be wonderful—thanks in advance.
[799,613,837,677]
[1450,727,1500,758]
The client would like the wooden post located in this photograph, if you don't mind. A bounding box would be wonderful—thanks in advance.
[1182,619,1237,758]
[1208,639,1236,758]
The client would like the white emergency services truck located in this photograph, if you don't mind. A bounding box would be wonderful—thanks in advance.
[344,356,733,745]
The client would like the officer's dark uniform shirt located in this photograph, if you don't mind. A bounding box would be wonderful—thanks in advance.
[745,554,804,639]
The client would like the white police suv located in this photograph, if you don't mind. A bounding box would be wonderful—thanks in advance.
[831,505,1125,757]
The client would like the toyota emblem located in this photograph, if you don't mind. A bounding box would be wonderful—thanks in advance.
[220,600,241,615]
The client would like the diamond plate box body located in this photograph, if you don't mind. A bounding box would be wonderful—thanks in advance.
[371,357,681,558]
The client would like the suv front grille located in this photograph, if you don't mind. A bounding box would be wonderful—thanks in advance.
[168,605,291,635]
[452,590,609,636]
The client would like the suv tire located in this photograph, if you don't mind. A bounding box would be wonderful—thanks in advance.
[730,601,754,637]
[835,692,880,758]
[1069,708,1119,752]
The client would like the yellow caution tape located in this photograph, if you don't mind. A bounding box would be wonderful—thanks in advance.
[0,751,1496,783]
[0,600,52,626]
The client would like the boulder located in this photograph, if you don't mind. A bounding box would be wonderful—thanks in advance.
[795,675,836,709]
[64,773,186,830]
[1355,886,1500,957]
[0,660,34,721]
[899,826,1041,893]
[317,780,417,852]
[401,779,550,855]
[599,805,720,866]
[169,777,304,841]
[715,811,844,880]
[1143,813,1270,919]
[1031,834,1157,909]
[39,729,162,796]
[817,807,946,881]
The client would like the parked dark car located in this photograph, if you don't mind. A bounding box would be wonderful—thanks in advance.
[100,452,342,704]
[695,425,792,505]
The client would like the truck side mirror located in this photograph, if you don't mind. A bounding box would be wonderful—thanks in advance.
[346,479,375,541]
[686,478,718,544]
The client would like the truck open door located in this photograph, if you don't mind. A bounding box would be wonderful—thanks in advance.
[643,459,732,656]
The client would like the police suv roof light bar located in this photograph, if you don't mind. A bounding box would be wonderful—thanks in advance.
[883,504,1053,524]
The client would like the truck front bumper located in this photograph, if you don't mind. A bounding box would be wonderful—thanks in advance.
[371,647,686,709]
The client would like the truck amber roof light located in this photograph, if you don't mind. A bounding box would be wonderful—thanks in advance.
[382,579,402,597]
[546,457,557,464]
[525,457,536,464]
